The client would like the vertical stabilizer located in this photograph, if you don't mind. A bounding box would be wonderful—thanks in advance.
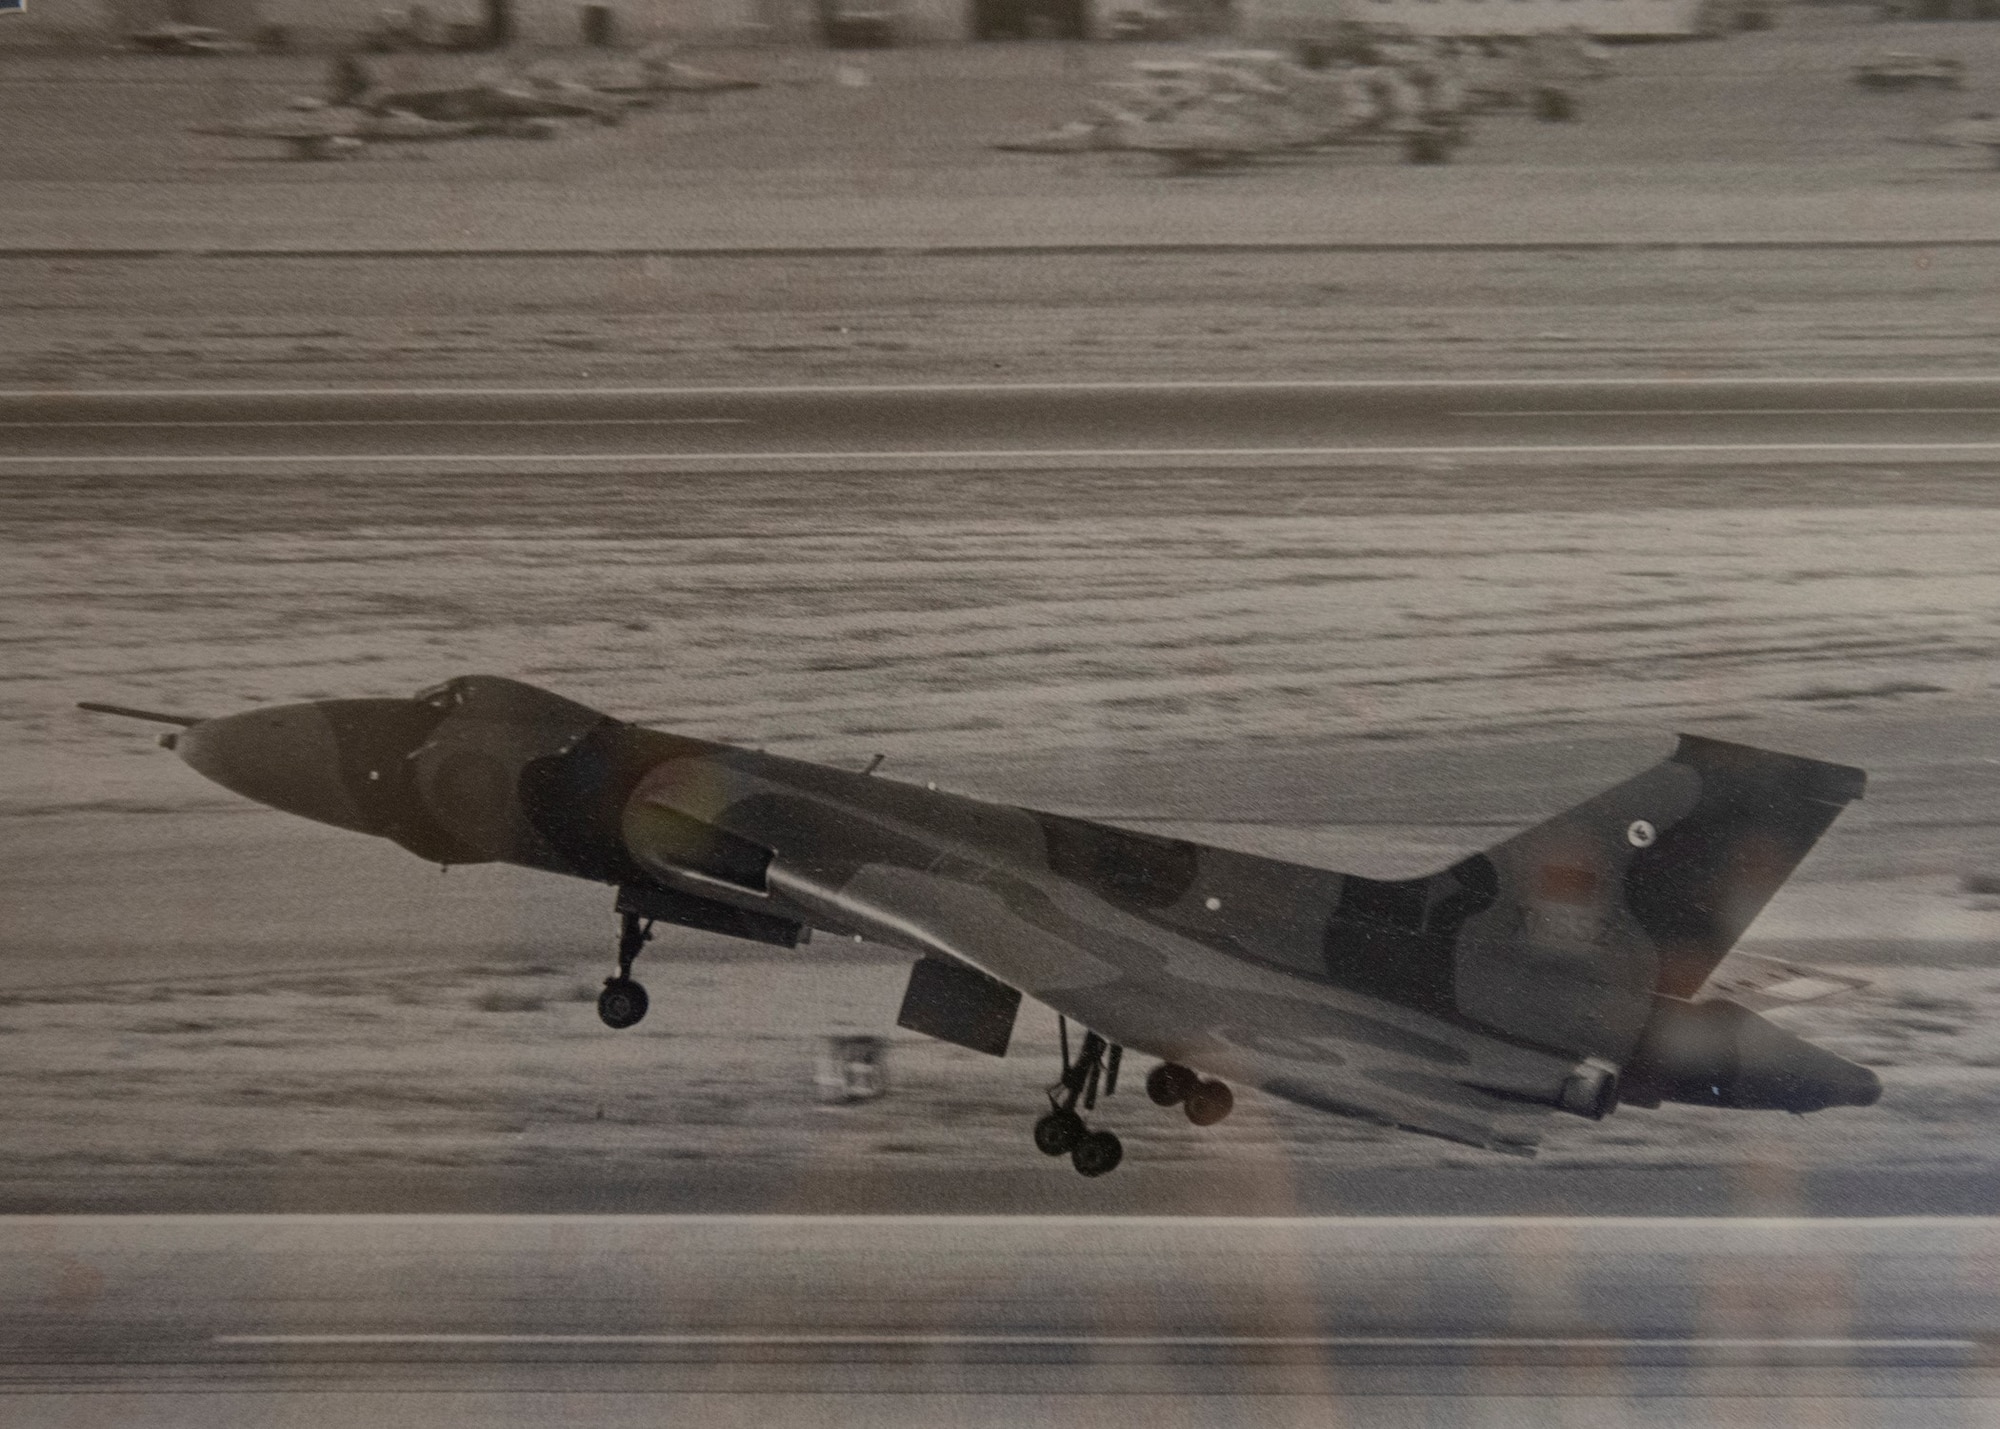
[1629,736,1866,997]
[1451,736,1864,1061]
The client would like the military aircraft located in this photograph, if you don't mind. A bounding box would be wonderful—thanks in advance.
[82,675,1882,1177]
[191,99,489,162]
[128,22,253,54]
[999,49,1469,169]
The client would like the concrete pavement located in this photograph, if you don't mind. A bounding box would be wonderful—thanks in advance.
[4,1216,1997,1425]
[8,376,2000,473]
[11,181,2000,256]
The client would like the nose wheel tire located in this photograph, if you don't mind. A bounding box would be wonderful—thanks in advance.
[1071,1130,1124,1178]
[598,976,650,1029]
[1034,1108,1086,1157]
[1184,1079,1234,1126]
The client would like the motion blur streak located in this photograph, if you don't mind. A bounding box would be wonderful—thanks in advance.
[4,1215,1997,1427]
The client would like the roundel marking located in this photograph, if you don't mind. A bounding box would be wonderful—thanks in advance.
[1627,819,1658,849]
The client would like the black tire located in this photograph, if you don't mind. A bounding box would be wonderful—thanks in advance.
[1146,1062,1198,1107]
[1184,1079,1234,1126]
[1071,1130,1124,1177]
[1034,1109,1086,1156]
[598,977,649,1029]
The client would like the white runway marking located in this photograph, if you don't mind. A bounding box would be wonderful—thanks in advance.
[25,1211,1987,1226]
[0,418,754,429]
[6,375,2000,398]
[17,412,1998,430]
[1467,407,2000,418]
[213,1333,1981,1352]
[6,441,2000,465]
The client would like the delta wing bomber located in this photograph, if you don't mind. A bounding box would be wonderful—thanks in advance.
[996,33,1611,170]
[193,46,759,160]
[997,46,1471,168]
[84,676,1881,1178]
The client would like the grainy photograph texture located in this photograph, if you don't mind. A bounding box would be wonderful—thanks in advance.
[3,0,2000,1422]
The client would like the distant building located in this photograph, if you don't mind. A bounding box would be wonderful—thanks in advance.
[1250,0,1749,38]
[0,0,1759,49]
[105,0,264,29]
[1887,0,2000,17]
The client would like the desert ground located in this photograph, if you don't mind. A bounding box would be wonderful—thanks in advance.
[10,15,2000,387]
[5,9,2000,1212]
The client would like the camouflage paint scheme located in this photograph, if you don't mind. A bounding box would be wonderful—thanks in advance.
[158,674,1878,1157]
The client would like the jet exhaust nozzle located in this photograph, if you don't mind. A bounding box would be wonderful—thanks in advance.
[1620,996,1881,1113]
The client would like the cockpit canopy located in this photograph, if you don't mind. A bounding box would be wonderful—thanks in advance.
[413,674,613,728]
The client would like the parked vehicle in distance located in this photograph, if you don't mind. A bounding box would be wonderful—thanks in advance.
[973,0,1089,41]
[819,0,902,46]
[127,22,252,53]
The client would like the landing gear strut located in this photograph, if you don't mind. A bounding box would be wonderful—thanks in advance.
[598,910,651,1029]
[1034,1017,1125,1177]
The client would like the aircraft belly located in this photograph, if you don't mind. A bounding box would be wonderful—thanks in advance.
[766,861,1129,992]
[669,763,1620,1153]
[771,857,1568,1155]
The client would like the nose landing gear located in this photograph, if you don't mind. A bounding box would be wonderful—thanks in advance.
[598,910,652,1030]
[1035,1018,1125,1177]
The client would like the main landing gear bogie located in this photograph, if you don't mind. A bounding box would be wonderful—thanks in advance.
[1145,1059,1234,1126]
[1034,1027,1236,1176]
[1034,1021,1236,1177]
[1038,1020,1126,1177]
[598,909,654,1030]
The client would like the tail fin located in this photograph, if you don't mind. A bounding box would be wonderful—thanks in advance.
[1448,735,1864,1060]
[1625,736,1865,996]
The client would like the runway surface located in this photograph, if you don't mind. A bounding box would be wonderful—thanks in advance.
[5,1215,1998,1425]
[6,377,2000,473]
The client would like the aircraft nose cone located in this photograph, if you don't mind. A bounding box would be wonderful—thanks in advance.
[176,703,373,834]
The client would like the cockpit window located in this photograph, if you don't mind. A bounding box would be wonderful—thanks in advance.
[414,679,466,709]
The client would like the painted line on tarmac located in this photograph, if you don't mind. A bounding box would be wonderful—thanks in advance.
[26,1212,1979,1224]
[8,240,2000,260]
[14,410,2000,428]
[215,1333,1980,1353]
[9,442,2000,464]
[0,419,753,429]
[7,376,2000,398]
[1468,407,2000,418]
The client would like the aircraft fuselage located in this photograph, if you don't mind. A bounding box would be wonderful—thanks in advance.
[151,673,1881,1157]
